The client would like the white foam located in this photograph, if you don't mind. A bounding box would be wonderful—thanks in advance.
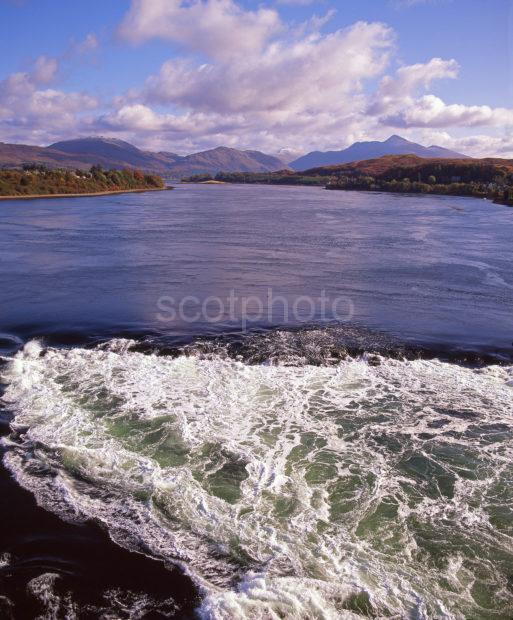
[26,573,77,620]
[0,552,11,569]
[2,341,513,619]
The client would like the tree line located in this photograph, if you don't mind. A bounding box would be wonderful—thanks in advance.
[180,158,513,205]
[181,171,330,186]
[0,165,165,197]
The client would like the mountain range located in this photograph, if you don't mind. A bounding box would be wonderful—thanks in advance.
[0,135,469,177]
[0,137,287,178]
[289,135,468,171]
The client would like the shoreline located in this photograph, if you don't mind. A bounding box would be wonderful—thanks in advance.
[215,181,513,203]
[0,186,172,201]
[0,418,200,617]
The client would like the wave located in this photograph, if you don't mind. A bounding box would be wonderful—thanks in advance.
[2,337,513,618]
[113,324,513,366]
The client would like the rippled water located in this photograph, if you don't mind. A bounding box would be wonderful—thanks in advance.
[1,185,513,618]
[0,184,512,354]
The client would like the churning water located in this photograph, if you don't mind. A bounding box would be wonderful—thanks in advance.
[2,333,513,619]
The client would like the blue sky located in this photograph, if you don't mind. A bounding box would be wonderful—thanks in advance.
[0,0,512,157]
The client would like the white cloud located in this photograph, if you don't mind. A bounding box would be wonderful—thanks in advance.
[118,0,282,61]
[303,9,337,33]
[97,98,387,155]
[0,56,97,143]
[72,33,99,55]
[380,58,459,96]
[454,134,513,158]
[381,95,513,128]
[96,104,251,152]
[368,57,459,115]
[139,21,393,115]
[411,129,513,158]
[365,57,513,130]
[31,55,59,85]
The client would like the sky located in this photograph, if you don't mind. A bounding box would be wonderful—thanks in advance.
[0,0,513,158]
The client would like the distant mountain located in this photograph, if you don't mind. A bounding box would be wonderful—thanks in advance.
[0,135,468,177]
[0,137,287,176]
[243,149,289,171]
[166,146,287,177]
[0,142,66,168]
[51,137,143,157]
[290,135,469,171]
[49,137,183,171]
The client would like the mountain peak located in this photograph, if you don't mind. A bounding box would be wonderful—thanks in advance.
[384,135,410,145]
[50,136,141,153]
[290,136,468,170]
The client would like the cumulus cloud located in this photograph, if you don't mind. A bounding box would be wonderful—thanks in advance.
[118,0,282,60]
[410,129,513,159]
[139,21,392,114]
[453,134,513,158]
[368,57,459,116]
[0,55,97,143]
[368,58,513,130]
[382,95,513,128]
[380,58,458,97]
[96,104,255,152]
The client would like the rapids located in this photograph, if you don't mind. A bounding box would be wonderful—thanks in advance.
[2,339,513,619]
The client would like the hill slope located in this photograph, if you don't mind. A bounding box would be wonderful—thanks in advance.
[302,154,513,181]
[49,137,182,171]
[166,146,286,177]
[290,135,468,171]
[0,137,287,176]
[0,142,89,169]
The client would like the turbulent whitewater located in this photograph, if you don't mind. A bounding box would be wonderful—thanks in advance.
[2,339,513,619]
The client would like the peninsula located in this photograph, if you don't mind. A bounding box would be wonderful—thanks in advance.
[0,165,166,199]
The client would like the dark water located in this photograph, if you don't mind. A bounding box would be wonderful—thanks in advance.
[0,185,512,619]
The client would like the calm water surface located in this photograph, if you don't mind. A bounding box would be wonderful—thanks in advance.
[0,184,512,353]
